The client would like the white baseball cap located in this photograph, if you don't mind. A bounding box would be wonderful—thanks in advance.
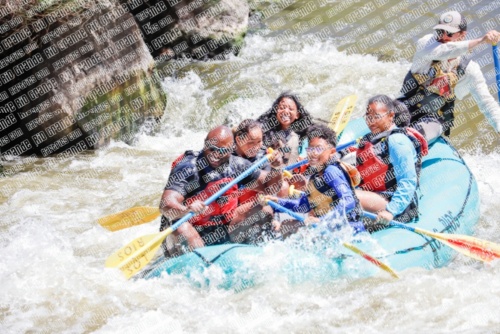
[433,11,466,33]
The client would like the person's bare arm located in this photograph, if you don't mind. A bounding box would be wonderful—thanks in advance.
[159,189,206,249]
[228,201,258,225]
[160,189,189,221]
[468,30,500,50]
[247,167,283,195]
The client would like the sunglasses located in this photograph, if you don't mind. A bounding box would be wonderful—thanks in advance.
[306,146,330,154]
[363,111,391,123]
[205,143,234,155]
[436,29,455,38]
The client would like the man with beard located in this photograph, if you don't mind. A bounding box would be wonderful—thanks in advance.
[398,11,500,142]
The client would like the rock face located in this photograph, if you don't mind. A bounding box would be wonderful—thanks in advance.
[0,0,166,158]
[122,0,249,63]
[0,0,250,159]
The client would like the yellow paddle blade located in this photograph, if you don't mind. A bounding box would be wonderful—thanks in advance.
[98,206,161,232]
[343,242,399,279]
[288,185,303,197]
[106,233,160,267]
[329,95,358,133]
[106,228,172,279]
[414,228,500,263]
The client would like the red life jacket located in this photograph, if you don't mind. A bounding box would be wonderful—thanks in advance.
[170,152,238,227]
[237,188,259,205]
[184,177,238,226]
[171,153,186,169]
[356,127,428,193]
[292,162,308,174]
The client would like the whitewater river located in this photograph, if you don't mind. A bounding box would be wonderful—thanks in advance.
[1,0,500,333]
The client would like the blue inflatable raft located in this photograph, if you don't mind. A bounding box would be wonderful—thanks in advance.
[142,119,480,289]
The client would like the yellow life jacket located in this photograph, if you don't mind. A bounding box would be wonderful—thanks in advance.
[306,162,361,218]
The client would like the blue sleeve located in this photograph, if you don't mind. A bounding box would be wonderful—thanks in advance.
[386,134,418,216]
[323,165,356,216]
[277,193,311,214]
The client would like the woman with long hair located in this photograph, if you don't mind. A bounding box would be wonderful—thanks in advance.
[256,92,313,165]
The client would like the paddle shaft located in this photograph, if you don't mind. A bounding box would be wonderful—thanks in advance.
[268,201,399,278]
[113,153,273,275]
[267,200,320,229]
[363,211,419,231]
[169,153,271,233]
[284,139,358,171]
[363,211,500,263]
[267,199,307,222]
[493,44,500,101]
[363,211,454,236]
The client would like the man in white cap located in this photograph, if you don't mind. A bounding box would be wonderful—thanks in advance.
[398,10,500,142]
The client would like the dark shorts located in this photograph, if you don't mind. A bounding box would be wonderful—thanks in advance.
[160,216,231,258]
[228,209,275,245]
[410,117,443,143]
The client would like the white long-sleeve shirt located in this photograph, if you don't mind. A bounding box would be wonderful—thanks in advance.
[410,34,500,132]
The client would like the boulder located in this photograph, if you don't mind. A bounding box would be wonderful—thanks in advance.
[122,0,249,64]
[0,0,166,158]
[0,0,252,160]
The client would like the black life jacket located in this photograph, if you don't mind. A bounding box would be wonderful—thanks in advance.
[303,161,363,223]
[262,128,300,165]
[398,55,471,136]
[356,128,428,222]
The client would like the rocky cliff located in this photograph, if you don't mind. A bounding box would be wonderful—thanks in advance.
[122,0,249,63]
[0,0,250,161]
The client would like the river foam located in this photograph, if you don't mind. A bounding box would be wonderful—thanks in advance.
[1,17,499,334]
